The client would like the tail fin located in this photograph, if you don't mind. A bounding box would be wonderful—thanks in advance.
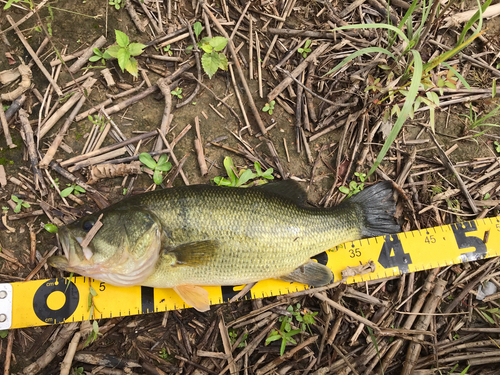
[347,181,400,238]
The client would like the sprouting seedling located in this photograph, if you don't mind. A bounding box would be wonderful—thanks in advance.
[109,0,122,10]
[339,172,366,198]
[163,44,173,56]
[171,87,183,99]
[288,303,318,336]
[60,184,86,198]
[298,40,312,58]
[88,114,109,131]
[494,141,500,153]
[139,153,172,185]
[199,36,229,79]
[212,157,273,187]
[228,328,248,348]
[262,100,275,115]
[11,195,30,213]
[104,30,147,77]
[89,48,108,65]
[265,310,302,356]
[44,223,58,233]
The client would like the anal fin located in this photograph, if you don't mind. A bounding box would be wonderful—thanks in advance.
[174,285,210,312]
[279,261,333,287]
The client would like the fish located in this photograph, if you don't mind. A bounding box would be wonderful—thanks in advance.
[48,180,400,312]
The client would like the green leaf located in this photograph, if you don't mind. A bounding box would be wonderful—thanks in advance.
[89,55,102,62]
[125,57,139,77]
[254,162,262,176]
[201,44,213,53]
[139,153,157,170]
[218,53,228,71]
[10,195,19,203]
[105,45,121,58]
[22,202,31,208]
[223,157,237,185]
[3,0,16,10]
[237,169,257,186]
[265,332,282,344]
[93,48,103,56]
[210,36,228,51]
[89,286,98,297]
[153,169,163,185]
[202,51,221,79]
[74,185,86,193]
[128,43,146,56]
[13,204,21,213]
[60,186,74,198]
[44,223,59,233]
[369,50,423,176]
[304,39,312,49]
[324,47,396,77]
[0,330,8,338]
[193,21,202,39]
[115,30,129,47]
[442,62,471,90]
[157,154,169,166]
[457,0,491,46]
[117,48,131,72]
[156,161,172,172]
[339,186,350,194]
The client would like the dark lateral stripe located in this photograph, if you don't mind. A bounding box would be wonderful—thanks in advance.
[141,286,155,313]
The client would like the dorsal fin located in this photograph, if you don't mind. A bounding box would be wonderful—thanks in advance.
[255,180,308,205]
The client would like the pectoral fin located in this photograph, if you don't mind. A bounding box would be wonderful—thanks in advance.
[163,240,219,266]
[280,261,333,287]
[174,285,210,312]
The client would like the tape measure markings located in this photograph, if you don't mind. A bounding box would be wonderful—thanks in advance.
[1,216,499,329]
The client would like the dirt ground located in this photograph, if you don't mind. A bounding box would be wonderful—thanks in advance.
[1,0,500,374]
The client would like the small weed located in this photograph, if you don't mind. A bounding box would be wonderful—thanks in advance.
[298,40,312,58]
[89,48,108,65]
[159,347,173,361]
[229,328,248,348]
[163,44,173,56]
[186,22,228,78]
[171,87,183,99]
[0,330,8,338]
[50,177,60,188]
[88,114,109,131]
[73,367,85,375]
[460,105,500,137]
[3,0,33,10]
[484,193,490,200]
[339,172,366,198]
[122,188,128,195]
[105,30,146,77]
[61,184,86,198]
[139,153,172,185]
[109,0,122,9]
[262,100,275,115]
[11,195,30,213]
[212,157,274,187]
[494,141,500,153]
[288,303,318,336]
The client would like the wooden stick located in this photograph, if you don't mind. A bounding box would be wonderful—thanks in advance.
[0,100,15,148]
[3,330,14,375]
[19,109,47,196]
[154,77,173,152]
[201,3,267,135]
[39,90,85,138]
[40,77,97,168]
[69,147,127,172]
[6,15,63,96]
[75,98,113,122]
[255,32,263,98]
[268,43,330,102]
[125,0,146,32]
[194,117,208,176]
[249,18,253,80]
[59,331,81,375]
[49,49,86,67]
[61,130,158,167]
[157,130,190,185]
[0,0,49,35]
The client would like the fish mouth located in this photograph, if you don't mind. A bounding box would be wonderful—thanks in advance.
[47,227,78,272]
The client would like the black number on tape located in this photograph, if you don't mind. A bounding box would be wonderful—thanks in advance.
[451,221,487,262]
[378,235,412,273]
[221,285,252,302]
[349,248,361,258]
[33,278,79,324]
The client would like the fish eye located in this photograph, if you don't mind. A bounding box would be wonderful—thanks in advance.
[82,220,94,232]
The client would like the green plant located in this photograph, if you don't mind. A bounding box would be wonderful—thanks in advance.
[339,172,366,198]
[324,0,490,177]
[212,157,274,187]
[50,177,60,188]
[262,100,275,115]
[61,184,86,198]
[3,0,33,10]
[298,40,312,58]
[288,303,318,336]
[159,347,173,361]
[171,87,183,99]
[0,330,8,338]
[494,141,500,153]
[266,314,302,356]
[484,193,490,200]
[105,30,147,77]
[44,223,58,233]
[123,188,128,195]
[163,44,173,56]
[73,367,85,375]
[186,22,227,78]
[11,195,30,213]
[88,114,109,131]
[89,48,108,65]
[460,105,500,137]
[229,328,248,348]
[109,0,122,9]
[139,153,172,185]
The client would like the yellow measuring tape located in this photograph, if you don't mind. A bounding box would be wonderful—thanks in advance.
[1,217,498,330]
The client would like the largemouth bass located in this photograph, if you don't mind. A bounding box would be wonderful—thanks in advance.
[48,181,400,311]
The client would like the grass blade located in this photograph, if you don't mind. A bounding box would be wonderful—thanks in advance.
[324,47,396,76]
